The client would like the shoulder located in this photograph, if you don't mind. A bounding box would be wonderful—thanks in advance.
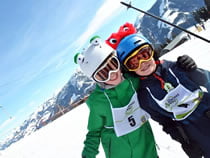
[161,60,176,68]
[124,73,140,89]
[86,86,103,106]
[86,85,110,110]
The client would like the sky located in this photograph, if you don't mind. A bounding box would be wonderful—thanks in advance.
[0,0,156,141]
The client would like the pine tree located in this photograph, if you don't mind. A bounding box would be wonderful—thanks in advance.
[204,0,210,12]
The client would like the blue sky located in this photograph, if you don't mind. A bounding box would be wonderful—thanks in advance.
[0,0,155,141]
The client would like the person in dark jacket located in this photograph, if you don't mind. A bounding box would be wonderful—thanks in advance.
[115,33,210,158]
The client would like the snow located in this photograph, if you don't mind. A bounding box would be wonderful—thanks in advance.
[161,21,210,70]
[0,104,188,158]
[0,105,90,158]
[1,21,210,158]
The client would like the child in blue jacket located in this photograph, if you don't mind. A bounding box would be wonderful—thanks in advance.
[115,33,210,158]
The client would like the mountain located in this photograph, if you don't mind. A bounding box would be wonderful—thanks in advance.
[134,0,206,52]
[0,69,95,150]
[55,69,95,108]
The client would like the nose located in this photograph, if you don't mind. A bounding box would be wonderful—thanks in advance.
[139,61,148,68]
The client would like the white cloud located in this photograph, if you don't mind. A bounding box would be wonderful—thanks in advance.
[0,117,15,141]
[0,118,14,130]
[74,0,127,48]
[28,101,37,107]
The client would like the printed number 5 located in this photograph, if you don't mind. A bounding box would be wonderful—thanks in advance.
[128,115,136,127]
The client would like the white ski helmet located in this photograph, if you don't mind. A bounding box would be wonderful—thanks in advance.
[74,36,116,78]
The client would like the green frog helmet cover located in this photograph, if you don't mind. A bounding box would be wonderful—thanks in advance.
[117,34,152,63]
[74,36,116,78]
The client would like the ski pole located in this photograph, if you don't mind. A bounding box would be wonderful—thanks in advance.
[120,1,210,43]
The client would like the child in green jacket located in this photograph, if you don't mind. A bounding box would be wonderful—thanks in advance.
[74,36,158,158]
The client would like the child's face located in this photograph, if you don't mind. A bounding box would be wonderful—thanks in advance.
[93,55,122,85]
[134,58,156,76]
[124,44,156,76]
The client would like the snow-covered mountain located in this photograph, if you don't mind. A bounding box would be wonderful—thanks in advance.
[0,69,95,150]
[135,0,206,52]
[55,69,95,107]
[0,96,57,150]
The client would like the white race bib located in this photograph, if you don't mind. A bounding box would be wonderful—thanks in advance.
[105,91,150,137]
[112,92,150,137]
[147,68,203,120]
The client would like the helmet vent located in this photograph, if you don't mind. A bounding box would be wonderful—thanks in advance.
[119,51,125,58]
[134,40,142,44]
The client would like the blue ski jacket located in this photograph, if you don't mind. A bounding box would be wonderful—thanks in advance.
[137,60,210,158]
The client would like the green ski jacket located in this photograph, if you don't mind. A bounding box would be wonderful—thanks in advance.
[82,74,157,158]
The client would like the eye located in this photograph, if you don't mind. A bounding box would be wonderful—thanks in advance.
[90,36,101,46]
[93,39,99,45]
[123,26,129,32]
[109,38,117,44]
[77,54,84,64]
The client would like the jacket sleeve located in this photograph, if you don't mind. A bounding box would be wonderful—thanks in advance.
[82,130,101,158]
[82,97,105,158]
[168,60,210,91]
[146,105,186,142]
[186,68,209,87]
[205,70,210,92]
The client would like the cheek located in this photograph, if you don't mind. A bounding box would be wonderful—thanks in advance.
[148,60,157,72]
[147,59,156,66]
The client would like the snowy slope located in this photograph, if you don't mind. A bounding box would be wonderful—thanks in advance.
[0,104,188,158]
[160,21,210,70]
[0,105,90,158]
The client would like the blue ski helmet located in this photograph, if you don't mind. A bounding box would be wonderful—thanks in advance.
[116,34,152,63]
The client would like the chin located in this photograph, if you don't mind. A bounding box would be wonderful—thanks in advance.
[146,64,156,75]
[142,72,153,76]
[146,68,156,75]
[107,79,121,86]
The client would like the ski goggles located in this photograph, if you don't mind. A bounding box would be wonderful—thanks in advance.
[124,44,154,71]
[93,55,120,83]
